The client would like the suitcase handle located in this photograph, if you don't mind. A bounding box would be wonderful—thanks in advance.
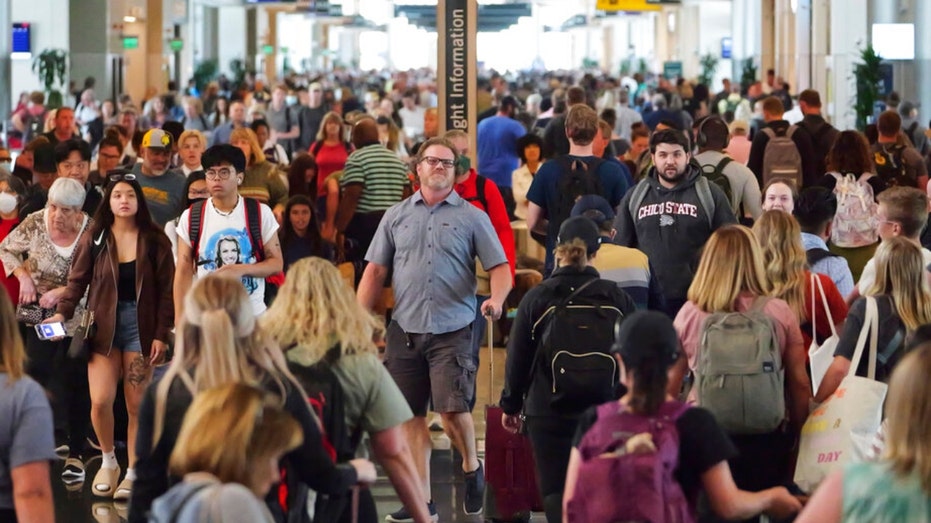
[487,313,495,410]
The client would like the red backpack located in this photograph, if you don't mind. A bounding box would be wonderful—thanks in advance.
[566,400,694,523]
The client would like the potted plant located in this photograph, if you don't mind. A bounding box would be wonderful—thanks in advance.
[698,52,719,87]
[32,49,68,109]
[853,43,883,131]
[740,58,757,94]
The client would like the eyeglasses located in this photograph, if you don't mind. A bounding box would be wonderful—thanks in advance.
[205,168,235,180]
[421,156,455,169]
[108,172,137,182]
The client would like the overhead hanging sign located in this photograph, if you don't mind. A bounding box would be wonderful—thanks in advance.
[596,0,662,12]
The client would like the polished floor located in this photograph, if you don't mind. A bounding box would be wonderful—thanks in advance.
[50,346,543,522]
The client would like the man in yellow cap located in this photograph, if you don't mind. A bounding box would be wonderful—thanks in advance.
[132,128,187,227]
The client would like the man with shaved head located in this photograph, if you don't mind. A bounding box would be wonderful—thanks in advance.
[336,116,412,268]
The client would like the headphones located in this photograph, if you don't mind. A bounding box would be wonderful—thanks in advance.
[695,116,730,150]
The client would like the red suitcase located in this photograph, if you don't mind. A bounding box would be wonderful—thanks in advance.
[483,317,544,522]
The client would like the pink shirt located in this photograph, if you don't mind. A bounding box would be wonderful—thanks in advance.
[725,136,752,165]
[674,293,804,402]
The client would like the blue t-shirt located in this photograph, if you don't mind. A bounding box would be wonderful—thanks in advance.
[0,373,56,510]
[477,115,527,188]
[526,155,630,275]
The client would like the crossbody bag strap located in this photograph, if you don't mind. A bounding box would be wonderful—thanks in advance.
[866,296,879,380]
[847,297,875,378]
[813,273,837,338]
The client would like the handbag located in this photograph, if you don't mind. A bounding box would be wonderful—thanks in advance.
[794,296,887,494]
[15,301,54,326]
[67,310,95,360]
[808,273,840,395]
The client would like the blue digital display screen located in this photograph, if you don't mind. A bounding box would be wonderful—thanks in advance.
[12,23,31,54]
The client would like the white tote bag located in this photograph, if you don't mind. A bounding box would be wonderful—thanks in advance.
[808,273,840,395]
[794,297,887,494]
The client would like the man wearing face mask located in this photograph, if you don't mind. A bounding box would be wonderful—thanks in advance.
[0,147,12,174]
[265,84,300,159]
[613,129,737,317]
[477,95,526,220]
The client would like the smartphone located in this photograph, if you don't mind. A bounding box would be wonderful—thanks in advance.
[35,322,66,340]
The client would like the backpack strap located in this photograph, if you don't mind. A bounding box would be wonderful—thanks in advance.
[464,174,489,211]
[560,278,600,307]
[167,482,214,523]
[694,176,716,228]
[806,247,838,267]
[786,125,798,139]
[761,127,775,139]
[243,197,265,261]
[627,180,651,220]
[189,200,208,266]
[749,296,771,314]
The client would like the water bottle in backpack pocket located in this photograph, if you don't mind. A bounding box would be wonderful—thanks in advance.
[566,401,694,523]
[532,279,624,414]
[696,297,786,434]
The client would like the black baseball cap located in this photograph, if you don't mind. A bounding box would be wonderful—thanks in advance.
[557,216,602,255]
[610,310,680,368]
[570,195,616,223]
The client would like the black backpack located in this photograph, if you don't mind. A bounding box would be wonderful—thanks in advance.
[532,279,624,414]
[553,156,605,230]
[873,144,913,188]
[700,156,734,208]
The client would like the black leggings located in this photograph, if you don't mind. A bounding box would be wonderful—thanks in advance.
[525,415,580,523]
[24,328,90,457]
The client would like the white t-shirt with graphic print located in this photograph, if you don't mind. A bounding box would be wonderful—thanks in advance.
[176,196,279,315]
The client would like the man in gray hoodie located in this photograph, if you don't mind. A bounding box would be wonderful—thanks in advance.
[613,129,737,317]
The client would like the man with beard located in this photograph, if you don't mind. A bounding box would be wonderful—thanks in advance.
[132,129,187,227]
[358,137,511,521]
[477,95,526,219]
[614,129,737,316]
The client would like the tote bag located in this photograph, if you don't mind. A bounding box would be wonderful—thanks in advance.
[794,297,887,494]
[808,274,840,395]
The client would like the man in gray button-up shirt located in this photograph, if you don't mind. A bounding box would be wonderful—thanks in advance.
[358,137,512,518]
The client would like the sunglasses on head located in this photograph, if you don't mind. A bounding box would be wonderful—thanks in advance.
[108,172,137,182]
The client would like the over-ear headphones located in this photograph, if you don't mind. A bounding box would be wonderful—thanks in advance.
[696,116,730,150]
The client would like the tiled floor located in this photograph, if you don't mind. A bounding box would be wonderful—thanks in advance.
[50,346,544,522]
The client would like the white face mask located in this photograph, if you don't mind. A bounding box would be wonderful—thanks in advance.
[285,95,298,106]
[0,161,10,171]
[0,192,17,214]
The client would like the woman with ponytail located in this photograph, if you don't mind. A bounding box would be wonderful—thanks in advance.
[128,275,376,523]
[500,216,636,523]
[563,312,802,522]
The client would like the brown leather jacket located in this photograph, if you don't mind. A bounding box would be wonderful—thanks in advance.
[58,228,175,358]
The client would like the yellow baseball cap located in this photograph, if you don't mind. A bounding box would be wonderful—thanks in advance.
[142,128,172,150]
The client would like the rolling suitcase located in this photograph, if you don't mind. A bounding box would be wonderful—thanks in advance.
[483,316,544,522]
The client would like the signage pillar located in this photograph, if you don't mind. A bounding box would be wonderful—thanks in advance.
[437,0,477,164]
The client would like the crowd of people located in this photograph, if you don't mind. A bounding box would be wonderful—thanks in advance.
[1,63,931,523]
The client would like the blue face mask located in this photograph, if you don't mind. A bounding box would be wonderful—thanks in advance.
[0,161,10,171]
[285,95,298,106]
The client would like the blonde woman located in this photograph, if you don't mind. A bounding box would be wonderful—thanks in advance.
[377,116,409,160]
[263,257,431,523]
[752,210,848,349]
[149,383,302,522]
[671,225,810,509]
[798,344,931,521]
[0,290,55,522]
[229,127,289,221]
[815,237,931,402]
[309,111,351,202]
[128,275,376,522]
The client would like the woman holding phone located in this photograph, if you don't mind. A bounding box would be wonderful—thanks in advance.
[49,171,175,500]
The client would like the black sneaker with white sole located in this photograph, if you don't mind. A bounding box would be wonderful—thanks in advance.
[463,459,485,515]
[61,456,85,481]
[385,500,438,522]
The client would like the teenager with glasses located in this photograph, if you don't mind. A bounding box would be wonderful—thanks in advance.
[48,174,175,500]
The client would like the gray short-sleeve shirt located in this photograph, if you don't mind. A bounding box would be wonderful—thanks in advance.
[0,373,56,510]
[366,190,508,334]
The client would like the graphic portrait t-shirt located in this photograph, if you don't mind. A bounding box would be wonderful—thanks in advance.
[177,197,279,315]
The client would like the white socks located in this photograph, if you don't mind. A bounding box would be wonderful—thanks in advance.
[125,468,136,481]
[101,450,118,470]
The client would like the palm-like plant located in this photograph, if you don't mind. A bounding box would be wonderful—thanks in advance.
[32,49,68,109]
[699,53,719,87]
[854,43,883,132]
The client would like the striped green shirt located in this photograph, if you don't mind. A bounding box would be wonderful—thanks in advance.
[340,145,410,213]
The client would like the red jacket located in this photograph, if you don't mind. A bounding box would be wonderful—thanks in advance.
[455,168,516,280]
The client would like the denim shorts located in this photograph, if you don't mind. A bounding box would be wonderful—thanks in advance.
[113,301,142,353]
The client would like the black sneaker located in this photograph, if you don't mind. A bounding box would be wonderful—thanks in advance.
[385,500,438,522]
[463,459,485,515]
[61,456,85,481]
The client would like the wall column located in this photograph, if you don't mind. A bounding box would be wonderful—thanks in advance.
[827,0,867,129]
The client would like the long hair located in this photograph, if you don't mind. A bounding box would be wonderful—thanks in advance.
[376,116,402,153]
[152,275,298,444]
[316,111,344,142]
[229,127,266,166]
[90,178,161,239]
[0,291,26,381]
[553,238,590,271]
[752,210,808,322]
[169,383,302,492]
[262,257,384,367]
[825,130,873,174]
[687,225,770,312]
[883,344,931,495]
[279,195,324,252]
[286,153,316,197]
[866,237,931,330]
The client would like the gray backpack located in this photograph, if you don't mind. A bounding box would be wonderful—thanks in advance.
[696,297,786,434]
[761,126,803,187]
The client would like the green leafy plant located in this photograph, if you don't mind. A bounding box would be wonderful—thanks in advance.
[193,59,218,92]
[32,49,68,109]
[698,52,719,87]
[853,43,883,131]
[740,58,757,93]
